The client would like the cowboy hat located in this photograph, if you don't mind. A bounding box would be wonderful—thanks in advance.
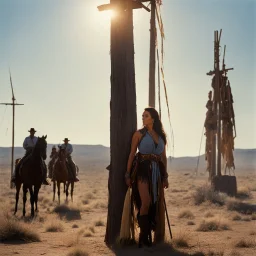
[28,128,37,132]
[63,138,70,141]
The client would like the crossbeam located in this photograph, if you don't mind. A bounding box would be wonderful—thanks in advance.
[0,103,24,106]
[97,0,151,12]
[206,67,234,76]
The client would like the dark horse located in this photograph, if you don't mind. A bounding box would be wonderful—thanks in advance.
[53,146,68,204]
[14,135,47,217]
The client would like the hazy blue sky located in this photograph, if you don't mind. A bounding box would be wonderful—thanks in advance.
[0,0,255,157]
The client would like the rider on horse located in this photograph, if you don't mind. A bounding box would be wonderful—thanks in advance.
[48,145,58,180]
[61,138,79,182]
[11,128,50,185]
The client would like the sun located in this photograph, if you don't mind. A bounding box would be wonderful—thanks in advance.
[99,10,116,22]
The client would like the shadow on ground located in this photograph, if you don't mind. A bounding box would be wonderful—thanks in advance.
[110,243,205,256]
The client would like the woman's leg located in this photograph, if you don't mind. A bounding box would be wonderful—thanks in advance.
[137,180,152,247]
[137,181,150,215]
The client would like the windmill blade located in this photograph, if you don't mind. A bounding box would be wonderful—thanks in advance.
[9,69,15,101]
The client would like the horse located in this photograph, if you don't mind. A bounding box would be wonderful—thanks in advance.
[65,163,79,203]
[14,158,21,215]
[14,135,47,217]
[52,146,69,204]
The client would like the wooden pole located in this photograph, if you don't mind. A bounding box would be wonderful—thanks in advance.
[149,0,156,107]
[216,32,222,177]
[207,30,234,185]
[12,97,15,186]
[104,0,137,245]
[97,0,150,244]
[0,71,24,188]
[210,31,217,180]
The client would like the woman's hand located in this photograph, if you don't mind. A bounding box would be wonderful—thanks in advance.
[162,178,169,189]
[125,177,132,187]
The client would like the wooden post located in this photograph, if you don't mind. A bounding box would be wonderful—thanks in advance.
[106,0,137,245]
[215,31,222,177]
[0,71,24,188]
[207,30,234,182]
[149,0,156,107]
[97,0,150,245]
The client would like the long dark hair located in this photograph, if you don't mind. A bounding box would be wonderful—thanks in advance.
[144,107,167,145]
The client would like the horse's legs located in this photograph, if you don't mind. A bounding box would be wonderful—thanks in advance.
[71,182,74,203]
[14,182,22,215]
[22,185,28,217]
[57,182,61,205]
[63,183,66,193]
[29,186,35,217]
[53,181,56,202]
[34,186,40,213]
[66,182,70,203]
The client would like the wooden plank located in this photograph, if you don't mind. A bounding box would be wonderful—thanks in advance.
[97,1,150,12]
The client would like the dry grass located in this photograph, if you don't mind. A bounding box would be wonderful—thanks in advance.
[89,226,95,233]
[45,216,64,232]
[226,198,255,214]
[66,230,84,247]
[193,185,226,206]
[72,224,79,228]
[235,238,256,248]
[84,231,93,237]
[242,216,251,222]
[187,221,195,225]
[227,251,241,256]
[94,220,104,227]
[0,212,40,242]
[82,199,89,205]
[67,247,89,256]
[197,217,230,232]
[42,197,51,204]
[249,230,256,236]
[82,206,92,212]
[207,250,224,256]
[93,201,107,209]
[232,213,242,221]
[178,209,195,219]
[85,193,96,200]
[251,213,256,220]
[236,186,252,199]
[172,233,190,248]
[53,204,82,221]
[171,189,188,193]
[204,211,215,218]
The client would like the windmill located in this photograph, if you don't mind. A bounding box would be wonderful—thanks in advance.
[0,70,24,188]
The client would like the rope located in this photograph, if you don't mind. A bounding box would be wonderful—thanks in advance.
[195,124,205,176]
[155,2,175,159]
[156,31,161,120]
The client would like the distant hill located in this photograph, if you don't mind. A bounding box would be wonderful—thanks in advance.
[0,145,255,172]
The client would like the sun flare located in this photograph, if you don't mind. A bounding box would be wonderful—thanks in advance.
[99,10,116,21]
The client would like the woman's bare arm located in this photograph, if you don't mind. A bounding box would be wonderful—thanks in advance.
[126,131,141,174]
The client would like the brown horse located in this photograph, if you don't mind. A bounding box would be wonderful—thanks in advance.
[14,135,47,217]
[65,170,76,203]
[53,147,69,204]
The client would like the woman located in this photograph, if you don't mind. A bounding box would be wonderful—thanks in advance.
[125,107,169,247]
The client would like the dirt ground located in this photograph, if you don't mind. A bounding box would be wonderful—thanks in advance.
[0,165,255,256]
